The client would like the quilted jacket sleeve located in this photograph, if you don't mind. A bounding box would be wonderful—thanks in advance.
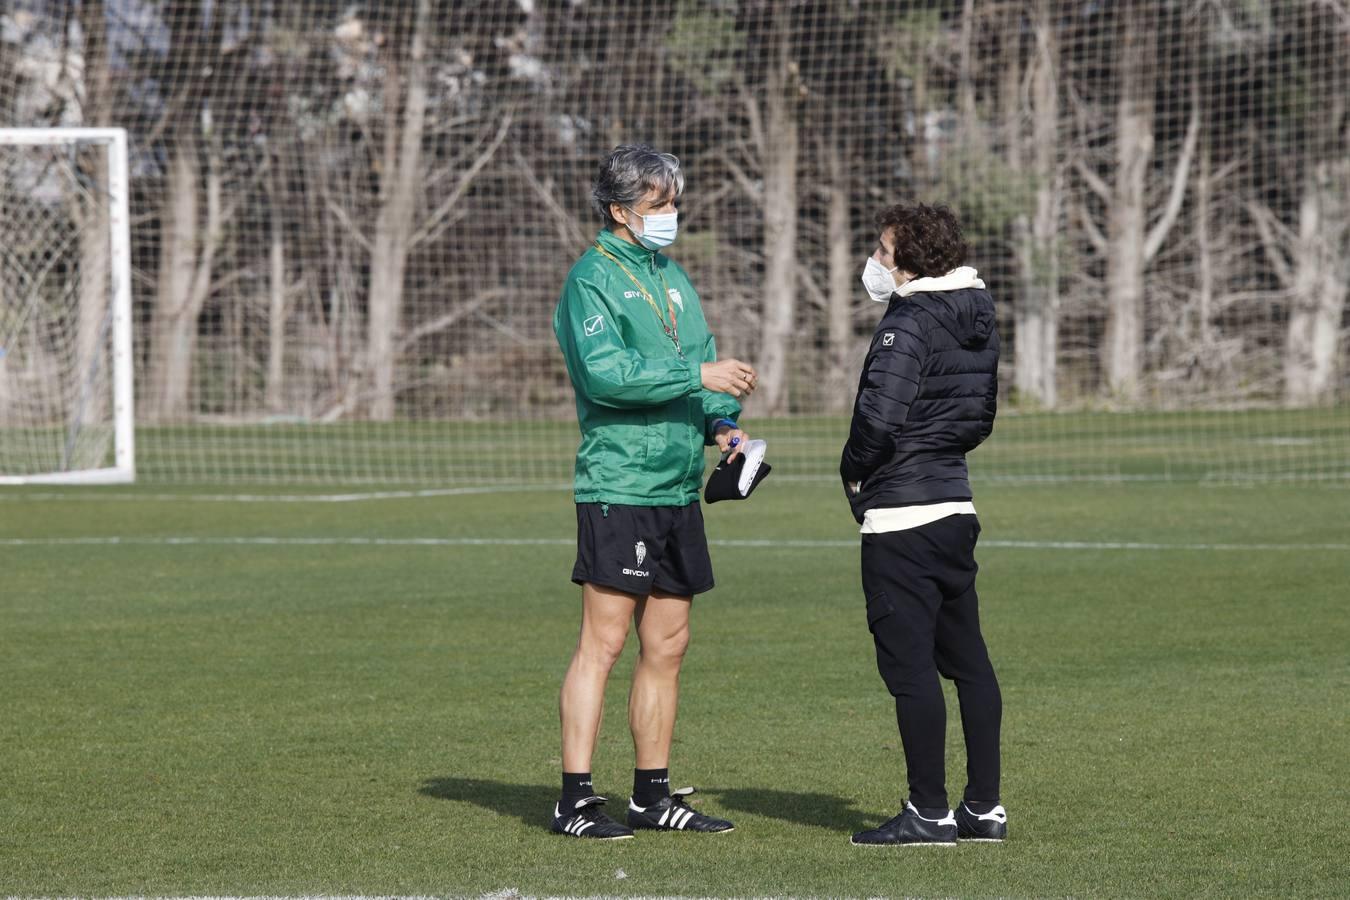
[840,313,926,483]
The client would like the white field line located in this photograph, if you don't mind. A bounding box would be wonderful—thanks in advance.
[4,474,1349,501]
[0,485,571,503]
[38,897,467,900]
[41,896,700,900]
[1,536,1347,552]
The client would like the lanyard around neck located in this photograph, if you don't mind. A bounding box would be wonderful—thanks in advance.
[593,241,681,355]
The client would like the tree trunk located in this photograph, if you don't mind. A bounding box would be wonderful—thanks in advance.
[143,1,225,423]
[366,0,431,422]
[265,162,288,412]
[756,32,799,415]
[74,0,111,428]
[1284,160,1350,406]
[146,135,220,421]
[1194,139,1215,350]
[823,139,853,414]
[1010,2,1060,409]
[1103,15,1153,402]
[1099,9,1199,403]
[74,164,111,427]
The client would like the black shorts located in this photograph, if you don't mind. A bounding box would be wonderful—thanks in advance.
[572,501,715,597]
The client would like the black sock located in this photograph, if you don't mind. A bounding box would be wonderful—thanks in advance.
[916,804,951,820]
[963,799,1000,815]
[632,767,670,806]
[560,771,594,810]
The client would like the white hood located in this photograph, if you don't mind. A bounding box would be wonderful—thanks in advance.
[892,266,985,298]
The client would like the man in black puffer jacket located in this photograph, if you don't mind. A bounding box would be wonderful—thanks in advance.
[842,204,1007,848]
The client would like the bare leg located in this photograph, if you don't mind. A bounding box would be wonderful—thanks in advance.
[629,590,692,770]
[560,583,639,773]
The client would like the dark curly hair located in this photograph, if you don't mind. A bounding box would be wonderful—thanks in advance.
[875,203,968,278]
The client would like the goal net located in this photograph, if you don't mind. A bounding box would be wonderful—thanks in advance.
[0,128,134,485]
[0,2,1345,486]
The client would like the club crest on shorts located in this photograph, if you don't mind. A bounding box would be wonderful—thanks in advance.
[882,332,895,347]
[635,540,647,567]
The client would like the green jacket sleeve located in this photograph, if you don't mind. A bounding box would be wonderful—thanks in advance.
[699,332,743,444]
[557,278,701,409]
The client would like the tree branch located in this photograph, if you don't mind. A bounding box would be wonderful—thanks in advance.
[407,207,469,252]
[514,149,590,249]
[207,265,257,296]
[797,262,827,312]
[397,288,506,353]
[1144,101,1201,263]
[326,200,374,253]
[410,112,513,249]
[715,149,762,205]
[736,77,766,160]
[1079,202,1108,256]
[1074,159,1112,203]
[1246,200,1294,287]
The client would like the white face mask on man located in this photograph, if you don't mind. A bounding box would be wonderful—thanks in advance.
[860,257,900,303]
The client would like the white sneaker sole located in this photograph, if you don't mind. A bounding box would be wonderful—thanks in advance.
[850,839,957,847]
[632,825,736,834]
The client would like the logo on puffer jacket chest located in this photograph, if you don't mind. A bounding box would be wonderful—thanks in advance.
[882,332,895,347]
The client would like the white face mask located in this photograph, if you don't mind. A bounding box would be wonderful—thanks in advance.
[861,257,899,302]
[625,208,679,250]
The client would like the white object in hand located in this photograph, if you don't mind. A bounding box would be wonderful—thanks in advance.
[737,439,769,496]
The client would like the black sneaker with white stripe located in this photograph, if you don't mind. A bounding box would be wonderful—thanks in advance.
[956,802,1007,841]
[551,795,634,840]
[851,801,958,847]
[627,787,734,833]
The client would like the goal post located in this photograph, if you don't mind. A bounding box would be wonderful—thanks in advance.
[0,128,135,485]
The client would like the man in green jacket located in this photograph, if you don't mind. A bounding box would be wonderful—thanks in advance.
[550,144,757,840]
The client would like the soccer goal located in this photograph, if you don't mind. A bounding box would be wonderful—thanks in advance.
[0,128,134,485]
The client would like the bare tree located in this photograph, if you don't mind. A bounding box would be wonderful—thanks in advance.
[1247,3,1350,408]
[1006,0,1062,408]
[72,0,112,425]
[327,1,512,421]
[264,156,292,413]
[1174,121,1246,388]
[696,5,805,416]
[754,14,802,415]
[818,134,856,413]
[142,1,243,422]
[1077,2,1199,402]
[362,0,432,422]
[1251,153,1350,407]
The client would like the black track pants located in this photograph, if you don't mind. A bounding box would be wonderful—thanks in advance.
[860,514,1002,810]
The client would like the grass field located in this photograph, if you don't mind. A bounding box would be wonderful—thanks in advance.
[2,476,1348,897]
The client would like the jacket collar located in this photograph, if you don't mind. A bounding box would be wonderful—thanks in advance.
[596,227,660,269]
[895,266,985,297]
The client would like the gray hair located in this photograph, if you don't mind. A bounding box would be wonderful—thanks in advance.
[591,144,685,226]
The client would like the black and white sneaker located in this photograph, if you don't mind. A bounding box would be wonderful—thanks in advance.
[956,802,1007,842]
[627,787,734,833]
[851,801,958,847]
[551,795,635,840]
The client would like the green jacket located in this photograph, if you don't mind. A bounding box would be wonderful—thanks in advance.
[554,229,741,506]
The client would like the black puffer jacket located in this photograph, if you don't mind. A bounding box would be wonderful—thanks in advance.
[840,285,999,523]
